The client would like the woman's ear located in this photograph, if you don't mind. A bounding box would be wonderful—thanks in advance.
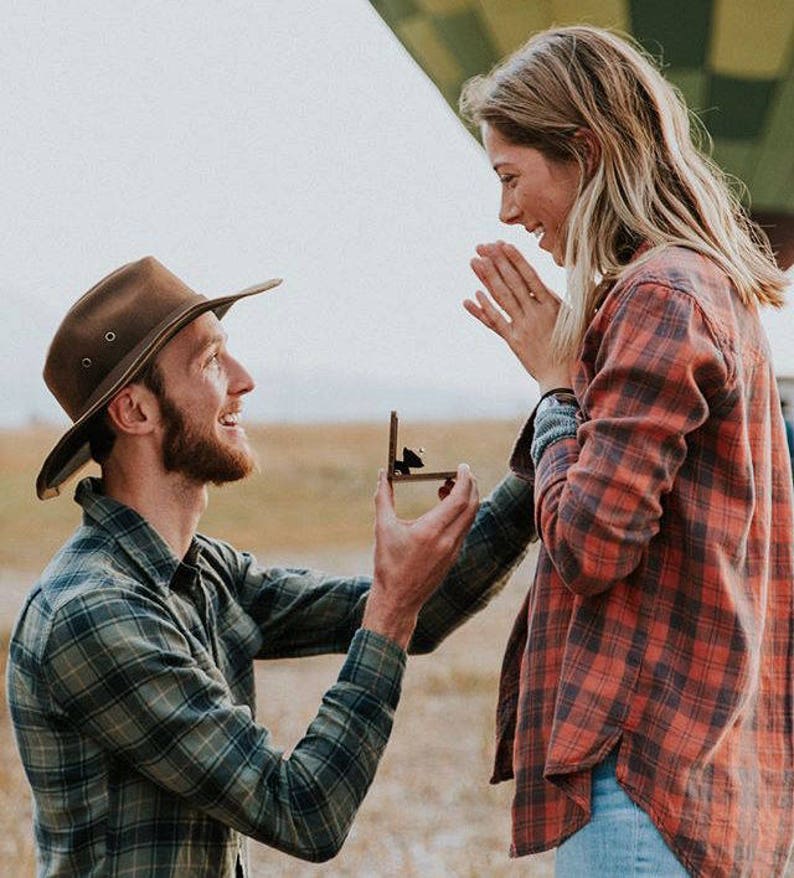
[575,128,601,178]
[106,385,159,436]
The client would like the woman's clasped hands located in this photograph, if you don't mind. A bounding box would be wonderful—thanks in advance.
[464,241,573,392]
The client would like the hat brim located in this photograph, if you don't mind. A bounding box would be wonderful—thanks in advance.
[36,277,282,500]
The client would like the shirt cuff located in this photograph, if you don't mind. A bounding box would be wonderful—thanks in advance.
[509,414,538,482]
[338,628,406,710]
[530,404,579,466]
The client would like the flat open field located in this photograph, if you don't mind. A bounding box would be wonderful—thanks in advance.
[0,420,554,876]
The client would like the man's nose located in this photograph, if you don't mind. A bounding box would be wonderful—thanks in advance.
[229,356,255,395]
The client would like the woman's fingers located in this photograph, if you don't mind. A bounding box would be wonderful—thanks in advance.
[500,242,562,306]
[464,243,575,383]
[471,255,525,319]
[474,242,550,313]
[463,291,510,338]
[478,242,536,306]
[475,244,530,310]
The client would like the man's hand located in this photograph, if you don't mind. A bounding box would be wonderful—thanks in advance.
[362,464,480,649]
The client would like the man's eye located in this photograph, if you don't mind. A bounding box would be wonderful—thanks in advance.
[499,174,516,187]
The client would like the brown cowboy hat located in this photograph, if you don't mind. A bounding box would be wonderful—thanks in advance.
[37,256,282,500]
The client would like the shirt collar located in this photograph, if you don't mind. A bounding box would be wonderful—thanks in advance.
[74,477,200,592]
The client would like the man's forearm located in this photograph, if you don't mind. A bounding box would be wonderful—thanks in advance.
[233,628,405,862]
[361,582,418,649]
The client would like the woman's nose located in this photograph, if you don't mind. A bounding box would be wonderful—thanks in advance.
[499,191,521,225]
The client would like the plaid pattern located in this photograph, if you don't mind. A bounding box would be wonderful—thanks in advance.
[495,246,794,876]
[7,474,534,877]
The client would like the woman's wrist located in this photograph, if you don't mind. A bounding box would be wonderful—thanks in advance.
[537,369,574,396]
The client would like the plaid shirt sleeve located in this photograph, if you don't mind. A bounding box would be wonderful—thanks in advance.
[233,473,536,659]
[410,473,536,652]
[42,585,404,863]
[233,559,373,659]
[534,277,728,594]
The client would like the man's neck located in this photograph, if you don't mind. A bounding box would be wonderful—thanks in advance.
[103,462,208,560]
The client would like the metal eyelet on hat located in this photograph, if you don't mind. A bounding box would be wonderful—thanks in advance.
[81,358,93,368]
[104,331,116,342]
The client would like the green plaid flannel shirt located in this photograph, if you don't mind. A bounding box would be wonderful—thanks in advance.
[8,473,534,877]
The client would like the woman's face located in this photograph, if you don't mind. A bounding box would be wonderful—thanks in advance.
[482,122,581,266]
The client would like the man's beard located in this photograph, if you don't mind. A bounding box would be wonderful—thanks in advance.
[158,392,255,485]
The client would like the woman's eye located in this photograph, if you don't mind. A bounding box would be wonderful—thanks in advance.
[499,174,517,187]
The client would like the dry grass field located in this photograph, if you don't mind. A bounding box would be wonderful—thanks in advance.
[0,420,554,876]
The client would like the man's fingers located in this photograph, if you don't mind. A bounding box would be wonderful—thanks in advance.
[419,463,478,533]
[373,468,397,526]
[444,482,479,562]
[438,477,455,501]
[375,463,478,565]
[464,468,480,509]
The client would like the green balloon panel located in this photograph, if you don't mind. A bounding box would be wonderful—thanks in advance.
[370,0,794,216]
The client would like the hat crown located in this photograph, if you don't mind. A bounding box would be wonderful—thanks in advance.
[44,257,206,421]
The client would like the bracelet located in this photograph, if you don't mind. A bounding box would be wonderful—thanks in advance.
[536,389,579,413]
[539,386,575,402]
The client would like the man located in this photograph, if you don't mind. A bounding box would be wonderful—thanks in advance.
[7,257,535,877]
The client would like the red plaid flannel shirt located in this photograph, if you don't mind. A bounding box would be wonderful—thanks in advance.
[494,246,794,876]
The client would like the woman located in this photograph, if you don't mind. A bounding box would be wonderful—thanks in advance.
[460,25,793,877]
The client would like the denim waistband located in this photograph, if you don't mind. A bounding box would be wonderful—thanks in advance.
[592,745,619,779]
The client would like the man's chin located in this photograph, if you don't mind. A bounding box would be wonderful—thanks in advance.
[221,429,256,457]
[157,393,260,486]
[164,442,258,486]
[208,449,258,485]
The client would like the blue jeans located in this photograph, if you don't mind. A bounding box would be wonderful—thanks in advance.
[554,750,689,877]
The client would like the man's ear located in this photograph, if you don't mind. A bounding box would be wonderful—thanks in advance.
[106,385,159,436]
[575,128,601,178]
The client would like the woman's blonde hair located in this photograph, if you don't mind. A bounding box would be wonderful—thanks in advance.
[460,25,787,359]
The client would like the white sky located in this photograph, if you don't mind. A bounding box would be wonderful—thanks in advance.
[2,1,792,428]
